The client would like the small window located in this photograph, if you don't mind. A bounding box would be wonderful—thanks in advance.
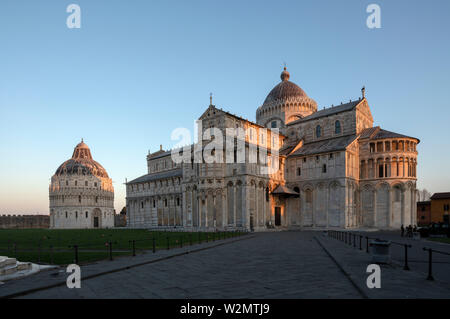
[303,158,306,163]
[75,211,78,218]
[177,198,180,206]
[86,211,88,218]
[85,181,88,186]
[266,187,270,202]
[316,125,322,138]
[75,181,77,186]
[65,212,68,218]
[164,199,168,207]
[297,167,301,176]
[141,202,144,209]
[329,153,333,159]
[66,180,68,186]
[153,200,156,208]
[322,164,327,173]
[78,195,81,203]
[94,182,97,187]
[95,196,98,203]
[271,121,277,128]
[335,121,341,134]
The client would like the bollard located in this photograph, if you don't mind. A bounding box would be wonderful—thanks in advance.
[50,245,54,265]
[206,234,209,243]
[74,245,79,264]
[366,237,369,253]
[425,248,434,280]
[189,234,192,246]
[167,237,170,250]
[132,240,136,257]
[38,244,41,263]
[198,232,201,244]
[152,237,156,253]
[403,244,410,270]
[359,235,362,250]
[13,243,17,258]
[180,237,183,248]
[353,234,356,248]
[109,241,113,261]
[213,232,215,242]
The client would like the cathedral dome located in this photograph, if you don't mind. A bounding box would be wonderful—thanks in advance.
[55,140,109,178]
[256,67,317,128]
[263,68,308,104]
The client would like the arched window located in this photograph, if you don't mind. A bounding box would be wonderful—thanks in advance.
[335,121,341,134]
[316,125,322,138]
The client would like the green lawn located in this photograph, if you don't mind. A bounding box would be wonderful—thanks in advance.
[0,229,244,265]
[428,237,450,244]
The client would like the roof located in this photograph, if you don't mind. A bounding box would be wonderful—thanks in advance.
[287,99,361,126]
[263,68,309,104]
[128,168,182,184]
[430,193,450,200]
[371,128,418,141]
[271,184,299,196]
[55,140,109,178]
[289,134,357,157]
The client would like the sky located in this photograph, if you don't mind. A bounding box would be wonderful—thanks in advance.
[0,0,449,215]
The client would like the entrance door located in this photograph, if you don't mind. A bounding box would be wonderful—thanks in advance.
[94,217,99,228]
[250,215,254,232]
[275,207,281,226]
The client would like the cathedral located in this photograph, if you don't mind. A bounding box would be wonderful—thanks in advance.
[126,68,419,230]
[49,140,115,229]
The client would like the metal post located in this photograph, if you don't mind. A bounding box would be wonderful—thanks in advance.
[353,234,356,248]
[359,235,362,250]
[198,232,201,244]
[366,237,369,253]
[50,245,54,265]
[74,245,79,264]
[152,237,156,253]
[180,237,183,248]
[426,248,434,280]
[403,244,410,270]
[189,234,192,246]
[206,234,209,243]
[167,237,170,250]
[109,241,113,261]
[38,244,41,263]
[132,240,136,257]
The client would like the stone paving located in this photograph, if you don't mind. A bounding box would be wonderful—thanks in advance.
[1,231,449,299]
[8,232,362,299]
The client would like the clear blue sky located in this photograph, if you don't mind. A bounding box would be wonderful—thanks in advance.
[0,0,449,214]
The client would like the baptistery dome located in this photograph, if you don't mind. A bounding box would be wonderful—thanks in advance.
[55,140,109,178]
[256,67,317,131]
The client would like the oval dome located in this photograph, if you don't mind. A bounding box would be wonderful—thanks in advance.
[55,140,109,178]
[264,79,308,104]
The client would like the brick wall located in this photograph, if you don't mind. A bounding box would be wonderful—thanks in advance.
[0,215,50,229]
